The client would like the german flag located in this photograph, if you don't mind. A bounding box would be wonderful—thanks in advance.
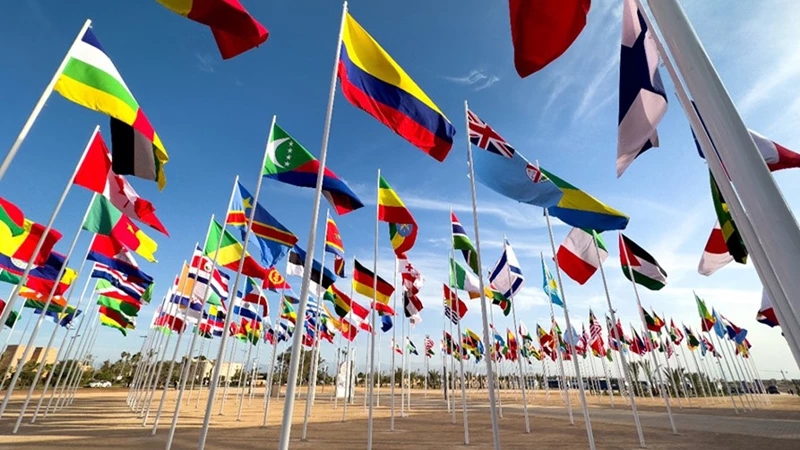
[352,259,394,305]
[377,175,417,255]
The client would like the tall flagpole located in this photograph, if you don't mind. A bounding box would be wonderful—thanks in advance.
[543,254,572,424]
[367,168,380,450]
[186,333,206,404]
[278,3,348,448]
[0,126,99,332]
[504,237,530,433]
[450,256,469,445]
[262,285,287,428]
[464,100,500,450]
[342,277,355,421]
[544,210,596,450]
[0,19,92,180]
[620,234,678,433]
[198,119,276,450]
[0,192,95,419]
[390,257,398,430]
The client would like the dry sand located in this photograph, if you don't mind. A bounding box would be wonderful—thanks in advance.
[0,386,798,449]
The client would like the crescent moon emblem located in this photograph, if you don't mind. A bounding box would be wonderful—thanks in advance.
[266,137,291,169]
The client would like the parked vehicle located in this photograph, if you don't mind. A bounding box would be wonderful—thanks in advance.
[87,381,112,388]
[767,385,780,394]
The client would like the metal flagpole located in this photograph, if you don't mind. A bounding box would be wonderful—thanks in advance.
[333,336,341,406]
[199,117,277,448]
[452,264,470,445]
[449,285,457,423]
[390,257,398,430]
[0,192,95,420]
[0,125,99,334]
[277,2,348,446]
[723,339,753,410]
[670,340,692,407]
[599,354,614,407]
[0,312,33,392]
[341,297,353,422]
[679,344,701,398]
[464,100,501,450]
[0,19,92,180]
[708,333,738,411]
[219,327,240,411]
[367,168,380,450]
[186,333,205,404]
[544,210,596,449]
[128,328,155,408]
[660,339,682,408]
[55,303,102,412]
[441,298,451,415]
[68,312,101,404]
[543,253,572,424]
[0,309,22,367]
[236,335,255,419]
[712,332,746,411]
[619,233,677,434]
[262,285,287,428]
[507,271,530,432]
[646,0,800,359]
[135,305,168,412]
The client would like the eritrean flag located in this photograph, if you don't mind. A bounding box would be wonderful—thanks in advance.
[378,175,417,256]
[263,122,363,215]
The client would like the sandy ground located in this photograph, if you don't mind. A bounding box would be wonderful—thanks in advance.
[0,386,798,449]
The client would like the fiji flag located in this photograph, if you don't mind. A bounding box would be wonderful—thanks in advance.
[488,238,524,299]
[468,108,563,208]
[227,181,298,268]
[617,0,667,177]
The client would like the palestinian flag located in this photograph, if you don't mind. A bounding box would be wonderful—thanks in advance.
[619,233,667,291]
[204,220,266,279]
[352,259,394,308]
[82,196,158,262]
[378,176,418,255]
[556,227,608,285]
[262,122,362,215]
[710,172,747,263]
[451,212,478,274]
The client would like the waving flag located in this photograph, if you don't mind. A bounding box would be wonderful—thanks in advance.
[540,167,629,231]
[227,181,297,267]
[695,294,716,332]
[263,122,363,215]
[378,176,418,256]
[0,208,62,266]
[82,195,158,262]
[710,173,747,264]
[617,0,668,177]
[204,221,266,279]
[443,284,468,321]
[325,217,345,258]
[338,12,455,161]
[449,258,483,299]
[619,234,667,291]
[698,222,734,276]
[0,252,74,296]
[352,259,394,311]
[541,255,563,307]
[286,246,336,295]
[0,197,25,237]
[469,109,563,207]
[451,212,479,274]
[756,290,778,328]
[489,238,524,299]
[87,235,152,285]
[557,228,607,285]
[509,0,590,77]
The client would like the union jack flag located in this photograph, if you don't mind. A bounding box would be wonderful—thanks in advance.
[467,109,516,158]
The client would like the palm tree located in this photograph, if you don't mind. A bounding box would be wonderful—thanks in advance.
[629,361,642,396]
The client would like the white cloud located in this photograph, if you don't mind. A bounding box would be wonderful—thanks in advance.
[444,69,500,91]
[195,52,217,73]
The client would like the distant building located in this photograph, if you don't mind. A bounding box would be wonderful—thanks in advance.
[189,358,243,385]
[0,345,58,379]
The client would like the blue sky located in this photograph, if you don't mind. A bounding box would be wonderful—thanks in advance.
[2,0,799,380]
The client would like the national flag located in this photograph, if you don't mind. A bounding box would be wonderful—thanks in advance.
[406,337,419,356]
[425,336,435,357]
[262,122,363,215]
[333,256,346,278]
[338,12,455,161]
[451,212,479,274]
[629,327,646,355]
[263,267,290,292]
[669,319,684,345]
[488,285,511,316]
[557,228,607,285]
[537,324,555,355]
[36,306,81,328]
[352,259,394,305]
[489,238,525,299]
[449,258,483,299]
[286,246,336,294]
[325,283,352,318]
[0,300,19,328]
[0,252,75,296]
[325,217,345,258]
[698,221,735,276]
[541,255,563,307]
[377,176,418,256]
[683,325,700,350]
[96,286,141,317]
[241,277,268,316]
[756,290,778,328]
[403,290,423,323]
[74,132,168,235]
[0,196,25,237]
[280,298,297,324]
[721,315,748,345]
[619,234,667,291]
[100,306,134,336]
[204,220,266,279]
[588,310,605,356]
[392,339,403,355]
[227,181,297,267]
[507,328,518,361]
[53,28,168,189]
[91,263,146,301]
[157,0,268,59]
[443,284,468,320]
[232,300,263,324]
[0,212,62,267]
[617,0,668,177]
[642,307,664,332]
[469,109,563,208]
[711,309,727,339]
[540,167,629,231]
[508,0,590,77]
[82,195,158,262]
[381,315,394,333]
[86,235,153,285]
[694,293,716,332]
[710,172,747,264]
[344,299,372,333]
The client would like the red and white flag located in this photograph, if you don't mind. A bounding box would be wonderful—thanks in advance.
[557,228,608,285]
[698,222,734,276]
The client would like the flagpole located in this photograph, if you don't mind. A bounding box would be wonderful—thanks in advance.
[53,297,102,413]
[542,252,572,424]
[186,334,206,403]
[262,285,286,428]
[504,237,531,433]
[399,270,406,418]
[367,168,381,450]
[450,255,470,445]
[134,306,168,412]
[0,125,99,333]
[441,297,451,415]
[487,292,503,419]
[707,331,739,411]
[333,335,341,406]
[544,209,596,449]
[390,256,398,431]
[642,0,800,360]
[219,320,240,411]
[659,337,682,408]
[236,331,256,419]
[712,331,746,410]
[0,191,95,419]
[721,338,753,410]
[127,326,154,408]
[0,19,92,179]
[277,0,348,444]
[137,306,172,416]
[342,278,355,421]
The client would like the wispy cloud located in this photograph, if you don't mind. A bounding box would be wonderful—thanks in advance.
[195,52,217,73]
[443,69,500,91]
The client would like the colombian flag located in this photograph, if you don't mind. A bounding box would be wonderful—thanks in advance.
[338,13,455,162]
[539,168,629,232]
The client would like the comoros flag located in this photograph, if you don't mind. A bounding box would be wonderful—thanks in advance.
[557,228,608,285]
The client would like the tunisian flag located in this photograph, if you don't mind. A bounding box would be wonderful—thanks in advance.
[509,0,591,77]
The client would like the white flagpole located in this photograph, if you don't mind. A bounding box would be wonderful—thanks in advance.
[186,332,206,403]
[487,291,503,419]
[707,331,739,411]
[262,285,287,428]
[646,0,800,359]
[660,338,682,408]
[333,335,341,406]
[390,257,398,430]
[712,331,746,410]
[0,19,91,180]
[450,256,469,445]
[0,191,95,419]
[504,237,530,433]
[543,253,572,424]
[342,278,355,421]
[441,298,451,415]
[137,311,171,415]
[0,310,22,368]
[464,100,501,450]
[367,168,380,450]
[198,119,277,450]
[0,125,99,332]
[54,299,103,412]
[721,338,752,410]
[544,210,596,449]
[278,2,348,447]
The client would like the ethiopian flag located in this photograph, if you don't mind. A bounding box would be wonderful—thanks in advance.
[82,196,158,262]
[539,167,629,232]
[378,175,418,255]
[204,221,266,279]
[54,28,168,189]
[263,122,362,215]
